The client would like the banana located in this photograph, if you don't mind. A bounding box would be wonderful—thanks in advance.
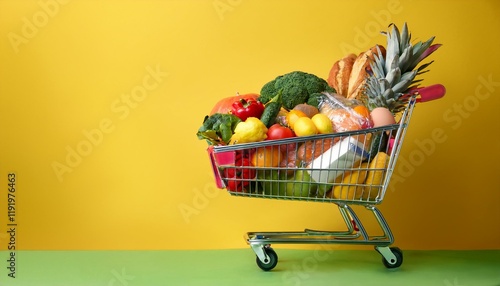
[363,152,390,200]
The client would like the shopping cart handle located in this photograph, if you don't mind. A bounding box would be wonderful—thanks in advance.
[415,84,446,102]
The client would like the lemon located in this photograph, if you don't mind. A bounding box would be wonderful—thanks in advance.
[286,110,307,129]
[311,113,334,134]
[293,117,317,136]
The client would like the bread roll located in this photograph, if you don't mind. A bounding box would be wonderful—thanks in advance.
[327,53,357,97]
[347,45,386,101]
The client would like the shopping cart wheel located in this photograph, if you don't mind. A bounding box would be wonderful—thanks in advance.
[255,247,278,271]
[381,247,403,269]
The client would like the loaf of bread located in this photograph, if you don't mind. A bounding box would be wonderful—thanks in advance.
[327,45,386,101]
[327,53,356,97]
[347,45,385,100]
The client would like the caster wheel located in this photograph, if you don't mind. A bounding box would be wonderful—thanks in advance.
[256,247,278,271]
[382,247,403,269]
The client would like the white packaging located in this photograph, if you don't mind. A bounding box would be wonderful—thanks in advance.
[306,136,369,184]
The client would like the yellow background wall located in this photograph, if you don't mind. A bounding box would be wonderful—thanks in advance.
[0,0,499,251]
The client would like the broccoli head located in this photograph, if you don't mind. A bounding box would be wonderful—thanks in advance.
[258,71,334,110]
[258,78,280,104]
[307,92,325,108]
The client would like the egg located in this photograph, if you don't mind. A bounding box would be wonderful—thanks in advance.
[370,107,396,127]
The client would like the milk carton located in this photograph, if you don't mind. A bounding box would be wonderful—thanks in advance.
[306,136,369,184]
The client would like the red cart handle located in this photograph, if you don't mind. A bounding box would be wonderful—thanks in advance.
[413,84,446,102]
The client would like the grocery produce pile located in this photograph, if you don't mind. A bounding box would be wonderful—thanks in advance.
[197,23,442,200]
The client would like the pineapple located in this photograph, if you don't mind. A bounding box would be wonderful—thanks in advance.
[364,23,441,113]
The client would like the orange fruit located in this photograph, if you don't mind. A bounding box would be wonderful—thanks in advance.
[286,110,307,129]
[352,105,373,129]
[251,147,282,167]
[352,105,370,119]
[293,117,318,136]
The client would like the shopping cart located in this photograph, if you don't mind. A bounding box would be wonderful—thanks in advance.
[207,85,445,271]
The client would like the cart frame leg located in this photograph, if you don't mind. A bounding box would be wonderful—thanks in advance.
[246,203,396,249]
[246,203,401,269]
[304,203,359,237]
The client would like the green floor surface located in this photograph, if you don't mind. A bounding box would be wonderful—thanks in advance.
[0,249,499,286]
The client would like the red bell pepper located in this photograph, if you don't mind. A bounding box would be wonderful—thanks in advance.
[231,98,265,121]
[224,156,256,192]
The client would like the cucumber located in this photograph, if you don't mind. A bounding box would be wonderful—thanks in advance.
[260,102,281,128]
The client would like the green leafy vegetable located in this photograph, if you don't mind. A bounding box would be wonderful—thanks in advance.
[196,113,241,145]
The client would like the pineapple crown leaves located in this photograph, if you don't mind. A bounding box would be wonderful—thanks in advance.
[415,43,442,75]
[365,76,408,112]
[365,22,442,113]
[381,22,441,76]
[382,23,442,76]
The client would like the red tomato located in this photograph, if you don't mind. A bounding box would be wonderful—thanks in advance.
[266,124,296,153]
[210,93,260,115]
[267,124,295,140]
